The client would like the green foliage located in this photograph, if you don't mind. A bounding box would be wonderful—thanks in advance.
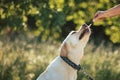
[0,35,120,80]
[0,0,120,43]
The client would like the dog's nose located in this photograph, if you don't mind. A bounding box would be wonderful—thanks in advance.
[82,24,88,28]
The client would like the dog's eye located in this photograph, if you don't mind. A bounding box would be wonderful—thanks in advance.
[71,31,76,35]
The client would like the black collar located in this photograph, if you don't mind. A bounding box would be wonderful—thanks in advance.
[60,56,81,71]
[60,56,94,80]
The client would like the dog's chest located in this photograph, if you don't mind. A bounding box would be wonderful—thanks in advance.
[47,57,78,80]
[67,71,77,80]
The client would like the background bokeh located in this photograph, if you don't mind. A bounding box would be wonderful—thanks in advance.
[0,0,120,80]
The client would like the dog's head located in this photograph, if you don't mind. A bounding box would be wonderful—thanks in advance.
[60,24,91,58]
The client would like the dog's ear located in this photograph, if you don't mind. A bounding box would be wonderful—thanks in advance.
[60,42,69,57]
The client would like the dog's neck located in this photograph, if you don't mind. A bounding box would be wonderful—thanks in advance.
[61,48,84,65]
[60,56,81,71]
[68,50,83,65]
[60,42,85,66]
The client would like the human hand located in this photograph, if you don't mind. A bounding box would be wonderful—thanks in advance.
[93,11,107,22]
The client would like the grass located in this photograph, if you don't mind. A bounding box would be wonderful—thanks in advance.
[0,34,120,80]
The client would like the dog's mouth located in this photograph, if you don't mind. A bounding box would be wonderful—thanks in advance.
[78,24,90,40]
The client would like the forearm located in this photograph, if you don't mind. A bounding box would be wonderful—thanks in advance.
[105,4,120,18]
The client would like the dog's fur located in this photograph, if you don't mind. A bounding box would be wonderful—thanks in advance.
[37,24,91,80]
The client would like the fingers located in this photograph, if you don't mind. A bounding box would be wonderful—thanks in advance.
[93,17,105,22]
[93,11,106,22]
[94,12,100,19]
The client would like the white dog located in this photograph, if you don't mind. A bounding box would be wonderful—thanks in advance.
[37,24,91,80]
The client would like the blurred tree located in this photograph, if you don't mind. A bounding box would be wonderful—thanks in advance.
[0,0,120,43]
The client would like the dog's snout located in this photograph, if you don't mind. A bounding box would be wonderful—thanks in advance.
[82,24,88,28]
[83,24,88,27]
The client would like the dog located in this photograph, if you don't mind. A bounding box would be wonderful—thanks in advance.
[37,24,91,80]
